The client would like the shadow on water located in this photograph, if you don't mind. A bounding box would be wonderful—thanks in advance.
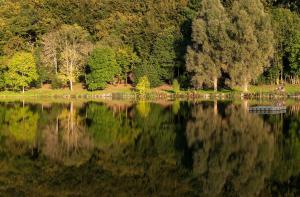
[0,100,298,196]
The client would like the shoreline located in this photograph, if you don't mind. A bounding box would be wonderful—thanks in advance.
[0,90,299,101]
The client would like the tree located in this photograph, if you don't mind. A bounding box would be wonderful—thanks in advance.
[286,31,300,82]
[228,0,274,92]
[270,8,300,84]
[151,27,177,82]
[4,52,38,92]
[116,46,140,85]
[136,76,150,95]
[41,31,59,76]
[186,0,231,92]
[0,56,6,89]
[57,24,92,91]
[86,46,120,90]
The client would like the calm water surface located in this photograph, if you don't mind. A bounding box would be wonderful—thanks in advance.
[0,100,299,196]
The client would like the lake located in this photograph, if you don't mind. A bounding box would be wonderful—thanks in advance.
[0,100,299,196]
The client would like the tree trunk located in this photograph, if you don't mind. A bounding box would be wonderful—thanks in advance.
[213,77,218,92]
[243,82,248,92]
[70,59,73,91]
[22,86,25,93]
[242,99,249,113]
[70,79,73,91]
[54,56,58,74]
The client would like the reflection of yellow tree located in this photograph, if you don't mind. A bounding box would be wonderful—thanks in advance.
[4,105,38,144]
[136,101,150,118]
[42,102,93,165]
[186,104,275,197]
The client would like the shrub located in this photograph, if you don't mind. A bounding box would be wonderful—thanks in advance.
[133,63,161,88]
[172,79,180,93]
[136,76,150,95]
[51,76,64,89]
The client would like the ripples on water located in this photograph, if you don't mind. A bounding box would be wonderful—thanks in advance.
[0,100,298,196]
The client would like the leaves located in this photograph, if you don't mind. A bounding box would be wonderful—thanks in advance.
[86,46,120,90]
[4,52,38,91]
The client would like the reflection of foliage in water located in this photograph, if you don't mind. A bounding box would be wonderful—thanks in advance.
[265,111,300,195]
[41,102,93,166]
[0,101,298,196]
[136,100,150,118]
[0,103,38,144]
[186,103,275,197]
[86,102,140,148]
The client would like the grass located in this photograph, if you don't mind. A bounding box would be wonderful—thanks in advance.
[233,84,300,94]
[0,83,299,99]
[0,84,133,98]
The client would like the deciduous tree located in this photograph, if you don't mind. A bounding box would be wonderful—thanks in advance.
[4,52,38,92]
[57,24,92,91]
[86,46,120,90]
[186,0,231,91]
[228,0,274,92]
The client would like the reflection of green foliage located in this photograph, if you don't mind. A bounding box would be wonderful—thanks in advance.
[271,113,300,183]
[134,104,179,158]
[86,103,140,148]
[4,104,38,143]
[172,100,180,114]
[0,101,299,196]
[186,104,275,196]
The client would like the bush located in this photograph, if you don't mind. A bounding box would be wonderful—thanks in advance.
[136,76,150,95]
[51,76,64,89]
[172,79,180,93]
[133,63,161,88]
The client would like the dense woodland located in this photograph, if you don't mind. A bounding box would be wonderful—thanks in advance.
[0,0,299,92]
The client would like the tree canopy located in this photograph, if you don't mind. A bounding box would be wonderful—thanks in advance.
[0,0,298,92]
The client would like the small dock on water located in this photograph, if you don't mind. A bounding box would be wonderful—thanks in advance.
[249,106,287,114]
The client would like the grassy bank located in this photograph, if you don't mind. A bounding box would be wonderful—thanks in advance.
[0,84,299,99]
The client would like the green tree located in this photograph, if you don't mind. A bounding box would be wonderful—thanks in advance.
[116,46,140,85]
[228,0,274,92]
[136,76,150,95]
[86,46,120,90]
[4,52,38,92]
[286,31,300,82]
[270,8,300,84]
[151,27,177,82]
[0,56,6,89]
[186,0,231,92]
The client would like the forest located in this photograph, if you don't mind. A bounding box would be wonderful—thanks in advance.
[0,0,299,92]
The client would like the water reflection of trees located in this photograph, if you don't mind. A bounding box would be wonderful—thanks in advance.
[41,102,93,165]
[0,101,298,196]
[265,109,300,195]
[186,103,275,197]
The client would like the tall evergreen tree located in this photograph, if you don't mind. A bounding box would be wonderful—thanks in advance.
[186,0,231,91]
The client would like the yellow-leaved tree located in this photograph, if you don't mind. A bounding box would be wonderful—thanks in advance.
[4,52,38,92]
